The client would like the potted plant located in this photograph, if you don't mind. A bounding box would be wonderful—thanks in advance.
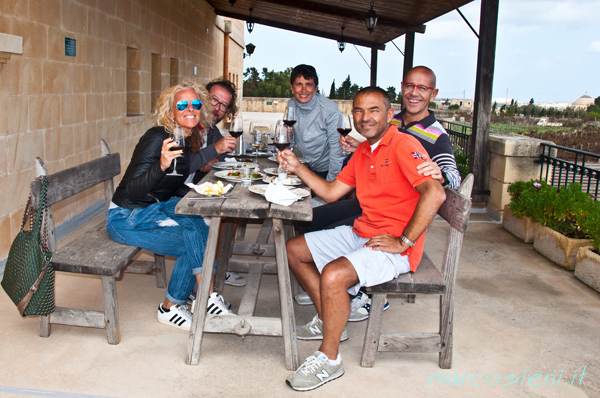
[529,182,593,270]
[575,205,600,292]
[503,180,539,242]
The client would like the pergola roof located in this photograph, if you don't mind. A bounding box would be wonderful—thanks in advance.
[205,0,475,50]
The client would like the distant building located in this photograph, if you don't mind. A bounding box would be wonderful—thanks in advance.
[572,93,594,110]
[449,98,474,111]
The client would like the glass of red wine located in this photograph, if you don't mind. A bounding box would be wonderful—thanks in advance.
[273,120,292,174]
[167,125,185,176]
[229,117,244,156]
[283,104,296,129]
[337,114,352,155]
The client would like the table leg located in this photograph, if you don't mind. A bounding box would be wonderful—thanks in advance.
[214,217,236,294]
[272,218,299,370]
[186,216,222,365]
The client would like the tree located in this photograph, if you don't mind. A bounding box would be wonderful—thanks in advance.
[243,67,293,98]
[243,67,260,97]
[492,101,497,112]
[329,80,336,99]
[529,98,535,105]
[386,86,397,103]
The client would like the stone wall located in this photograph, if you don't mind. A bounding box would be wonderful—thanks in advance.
[0,0,245,260]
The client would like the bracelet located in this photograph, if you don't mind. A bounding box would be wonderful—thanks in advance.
[400,234,415,248]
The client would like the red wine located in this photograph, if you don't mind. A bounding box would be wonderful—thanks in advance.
[283,120,296,127]
[274,142,290,151]
[337,128,351,136]
[230,130,243,138]
[170,145,184,151]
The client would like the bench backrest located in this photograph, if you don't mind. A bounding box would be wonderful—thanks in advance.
[437,173,473,282]
[30,140,119,251]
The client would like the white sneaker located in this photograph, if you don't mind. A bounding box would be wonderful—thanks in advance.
[188,292,231,312]
[206,292,234,315]
[348,291,390,322]
[225,271,247,287]
[294,291,314,305]
[157,304,192,331]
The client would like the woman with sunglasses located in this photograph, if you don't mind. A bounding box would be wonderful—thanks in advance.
[106,79,238,331]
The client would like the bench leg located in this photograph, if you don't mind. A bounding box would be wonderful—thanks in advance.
[407,294,416,303]
[154,254,167,288]
[439,293,453,369]
[360,293,387,367]
[214,218,236,294]
[39,314,51,338]
[101,275,120,345]
[273,218,299,370]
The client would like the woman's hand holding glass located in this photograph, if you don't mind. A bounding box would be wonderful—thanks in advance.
[165,125,185,176]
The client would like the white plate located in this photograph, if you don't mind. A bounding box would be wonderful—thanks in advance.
[212,161,257,169]
[214,170,264,182]
[262,167,299,177]
[248,184,270,196]
[267,156,308,163]
[262,175,302,186]
[249,184,310,199]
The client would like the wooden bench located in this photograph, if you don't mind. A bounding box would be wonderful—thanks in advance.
[30,140,167,344]
[360,174,474,368]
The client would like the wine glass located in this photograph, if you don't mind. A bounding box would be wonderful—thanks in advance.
[337,114,352,155]
[166,125,185,176]
[251,129,264,164]
[283,104,296,128]
[273,120,292,175]
[230,117,244,156]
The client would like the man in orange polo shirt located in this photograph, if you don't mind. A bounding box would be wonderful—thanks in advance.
[278,86,446,391]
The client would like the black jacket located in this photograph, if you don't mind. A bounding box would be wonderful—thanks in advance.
[112,126,218,209]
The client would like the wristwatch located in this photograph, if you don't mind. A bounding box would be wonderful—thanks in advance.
[400,234,415,248]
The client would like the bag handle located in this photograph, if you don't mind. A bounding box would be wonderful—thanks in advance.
[16,253,52,316]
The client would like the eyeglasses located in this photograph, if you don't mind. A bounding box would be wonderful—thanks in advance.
[176,100,202,111]
[210,95,229,112]
[401,82,435,93]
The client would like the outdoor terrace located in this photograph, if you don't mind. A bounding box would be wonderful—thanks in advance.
[1,209,599,397]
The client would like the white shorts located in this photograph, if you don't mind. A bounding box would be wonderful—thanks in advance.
[304,225,411,295]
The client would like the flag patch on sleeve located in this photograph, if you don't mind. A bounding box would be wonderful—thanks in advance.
[411,151,422,160]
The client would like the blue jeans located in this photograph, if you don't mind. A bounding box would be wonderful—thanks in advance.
[106,196,208,305]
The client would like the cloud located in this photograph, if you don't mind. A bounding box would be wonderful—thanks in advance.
[588,41,600,53]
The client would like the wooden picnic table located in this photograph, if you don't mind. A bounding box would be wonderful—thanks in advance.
[175,156,312,370]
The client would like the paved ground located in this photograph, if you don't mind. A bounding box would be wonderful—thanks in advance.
[1,211,599,398]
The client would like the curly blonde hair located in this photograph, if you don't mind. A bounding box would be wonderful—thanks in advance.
[154,79,213,152]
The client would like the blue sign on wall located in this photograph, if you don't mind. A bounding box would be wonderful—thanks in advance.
[65,37,76,57]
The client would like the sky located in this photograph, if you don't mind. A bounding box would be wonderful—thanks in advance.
[242,0,599,105]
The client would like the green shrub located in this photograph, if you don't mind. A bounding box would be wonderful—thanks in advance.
[508,180,597,239]
[452,145,470,178]
[580,202,600,251]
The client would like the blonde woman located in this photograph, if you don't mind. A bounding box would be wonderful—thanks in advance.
[107,79,237,330]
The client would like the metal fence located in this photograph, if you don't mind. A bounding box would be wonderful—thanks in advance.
[439,119,471,155]
[539,143,600,199]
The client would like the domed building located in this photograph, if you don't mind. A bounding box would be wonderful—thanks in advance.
[572,93,595,110]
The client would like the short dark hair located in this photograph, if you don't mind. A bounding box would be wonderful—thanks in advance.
[290,64,318,86]
[206,78,238,120]
[354,86,391,110]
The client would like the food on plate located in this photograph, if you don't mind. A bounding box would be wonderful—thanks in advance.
[228,170,261,179]
[264,175,300,185]
[198,181,226,195]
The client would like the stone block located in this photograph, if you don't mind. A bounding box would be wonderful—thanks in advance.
[86,94,104,122]
[90,66,111,94]
[97,0,117,16]
[107,16,124,44]
[43,61,72,94]
[490,153,542,184]
[0,215,12,258]
[2,95,27,136]
[82,36,104,66]
[88,9,108,41]
[0,171,32,218]
[0,0,27,17]
[105,93,125,118]
[7,130,45,173]
[72,64,91,94]
[29,95,60,131]
[489,133,552,157]
[533,224,592,271]
[116,1,132,22]
[488,177,510,217]
[0,136,6,176]
[73,123,91,154]
[62,0,88,35]
[61,94,86,126]
[29,0,60,26]
[575,247,600,293]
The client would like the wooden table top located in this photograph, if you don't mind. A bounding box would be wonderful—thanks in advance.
[175,157,313,222]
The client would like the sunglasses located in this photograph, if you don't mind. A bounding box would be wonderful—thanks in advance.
[176,100,202,111]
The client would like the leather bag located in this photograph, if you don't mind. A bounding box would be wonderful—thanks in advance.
[1,176,55,316]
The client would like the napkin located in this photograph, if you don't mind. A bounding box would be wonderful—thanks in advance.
[225,157,237,162]
[265,183,303,206]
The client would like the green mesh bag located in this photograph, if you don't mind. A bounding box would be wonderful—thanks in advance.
[1,176,55,316]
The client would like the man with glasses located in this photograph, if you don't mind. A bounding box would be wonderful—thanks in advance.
[189,78,247,288]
